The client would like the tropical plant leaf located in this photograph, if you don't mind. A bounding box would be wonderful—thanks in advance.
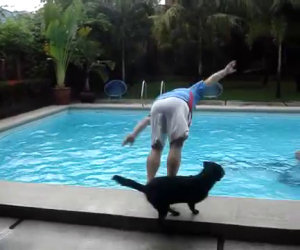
[44,0,83,87]
[271,16,287,44]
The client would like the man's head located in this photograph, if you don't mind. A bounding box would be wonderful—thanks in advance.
[203,82,223,99]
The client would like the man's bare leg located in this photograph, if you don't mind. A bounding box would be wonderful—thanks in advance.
[167,140,183,177]
[147,148,162,182]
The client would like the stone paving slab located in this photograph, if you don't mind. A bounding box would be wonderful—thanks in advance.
[198,100,225,106]
[0,220,217,250]
[226,101,286,107]
[0,106,67,132]
[94,98,300,107]
[92,99,300,107]
[0,218,16,231]
[70,103,300,113]
[285,101,300,107]
[224,240,299,250]
[0,218,18,244]
[71,103,153,110]
[95,99,225,106]
[194,105,300,112]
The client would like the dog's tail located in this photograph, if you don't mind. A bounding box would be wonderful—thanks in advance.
[112,175,145,193]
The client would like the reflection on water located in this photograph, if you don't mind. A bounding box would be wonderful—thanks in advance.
[277,161,300,187]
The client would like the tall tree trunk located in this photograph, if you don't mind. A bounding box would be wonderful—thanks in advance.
[198,48,203,77]
[121,38,126,82]
[197,38,203,77]
[16,57,22,80]
[276,42,282,99]
[198,58,203,76]
[295,73,300,92]
[84,71,90,92]
[0,58,5,80]
[262,56,269,87]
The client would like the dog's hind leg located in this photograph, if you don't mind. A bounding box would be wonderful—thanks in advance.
[168,207,180,216]
[188,203,199,215]
[157,206,169,222]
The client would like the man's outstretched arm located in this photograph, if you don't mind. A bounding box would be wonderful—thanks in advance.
[205,61,237,85]
[122,116,151,146]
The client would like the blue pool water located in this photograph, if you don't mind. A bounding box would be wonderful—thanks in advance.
[0,109,300,200]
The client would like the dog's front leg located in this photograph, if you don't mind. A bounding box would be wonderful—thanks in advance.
[188,203,199,215]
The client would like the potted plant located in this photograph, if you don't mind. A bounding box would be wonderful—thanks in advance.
[73,26,115,103]
[43,0,83,105]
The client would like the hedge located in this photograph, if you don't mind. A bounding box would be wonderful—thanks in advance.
[0,80,53,119]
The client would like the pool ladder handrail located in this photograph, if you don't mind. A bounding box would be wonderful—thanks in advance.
[141,80,166,108]
[160,80,166,95]
[141,80,147,108]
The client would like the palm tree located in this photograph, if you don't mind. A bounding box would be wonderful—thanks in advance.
[231,0,298,98]
[272,16,287,98]
[152,0,241,76]
[43,0,83,88]
[73,26,115,93]
[95,0,155,82]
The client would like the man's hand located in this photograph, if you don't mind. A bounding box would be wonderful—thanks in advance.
[205,60,237,85]
[122,133,135,146]
[224,60,237,75]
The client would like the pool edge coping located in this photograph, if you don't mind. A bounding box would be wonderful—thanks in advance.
[0,181,299,244]
[70,103,300,113]
[1,103,300,133]
[0,105,68,133]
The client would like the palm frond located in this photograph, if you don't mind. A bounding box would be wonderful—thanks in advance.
[271,16,287,44]
[44,0,83,87]
[246,20,271,47]
[206,13,243,36]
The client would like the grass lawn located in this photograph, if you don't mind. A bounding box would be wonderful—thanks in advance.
[123,78,300,102]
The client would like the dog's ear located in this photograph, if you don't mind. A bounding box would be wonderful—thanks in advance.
[203,161,208,168]
[203,162,225,180]
[203,161,214,169]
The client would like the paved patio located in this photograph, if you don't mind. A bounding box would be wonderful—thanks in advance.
[0,218,299,250]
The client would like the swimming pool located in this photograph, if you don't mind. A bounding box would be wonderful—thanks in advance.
[0,109,299,200]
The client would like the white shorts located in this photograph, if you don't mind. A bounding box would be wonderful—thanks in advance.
[150,97,190,149]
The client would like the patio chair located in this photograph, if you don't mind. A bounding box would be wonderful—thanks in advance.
[104,80,127,98]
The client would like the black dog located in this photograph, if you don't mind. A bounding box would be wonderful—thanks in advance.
[112,161,225,221]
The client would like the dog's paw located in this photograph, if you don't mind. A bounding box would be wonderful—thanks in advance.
[171,211,180,216]
[168,208,180,216]
[192,209,199,215]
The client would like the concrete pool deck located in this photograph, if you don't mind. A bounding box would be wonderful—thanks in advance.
[0,102,300,246]
[0,181,299,245]
[0,218,299,250]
